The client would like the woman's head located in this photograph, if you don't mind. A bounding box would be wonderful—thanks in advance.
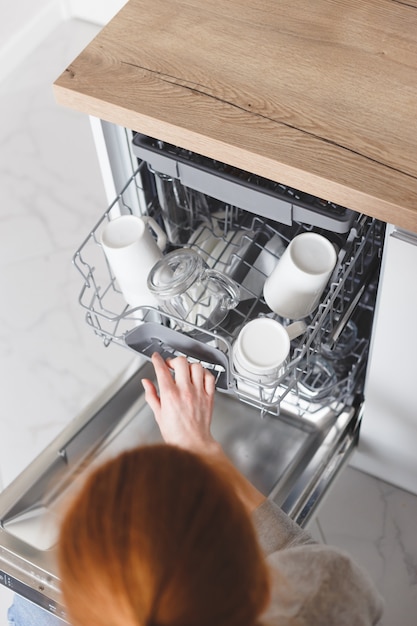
[58,445,270,626]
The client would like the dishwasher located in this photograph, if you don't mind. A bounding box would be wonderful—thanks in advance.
[0,131,384,623]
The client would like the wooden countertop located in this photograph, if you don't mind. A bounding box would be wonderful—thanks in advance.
[54,0,417,232]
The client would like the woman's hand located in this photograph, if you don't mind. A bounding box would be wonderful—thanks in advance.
[143,352,265,512]
[142,353,219,454]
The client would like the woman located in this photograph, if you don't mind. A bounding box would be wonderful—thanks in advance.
[57,353,383,626]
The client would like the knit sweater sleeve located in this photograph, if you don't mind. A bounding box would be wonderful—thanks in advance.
[251,499,315,553]
[252,499,384,626]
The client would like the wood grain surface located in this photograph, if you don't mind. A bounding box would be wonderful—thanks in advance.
[54,0,417,231]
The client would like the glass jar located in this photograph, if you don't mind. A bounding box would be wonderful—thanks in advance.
[147,249,240,330]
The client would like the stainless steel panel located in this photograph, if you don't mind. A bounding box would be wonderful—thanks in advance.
[0,358,359,621]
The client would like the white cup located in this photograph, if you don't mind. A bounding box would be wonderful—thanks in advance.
[232,317,306,384]
[100,215,167,308]
[263,232,337,319]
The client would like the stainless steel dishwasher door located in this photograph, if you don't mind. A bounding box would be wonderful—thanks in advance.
[0,357,359,622]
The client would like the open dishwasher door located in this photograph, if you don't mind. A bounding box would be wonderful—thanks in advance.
[0,351,360,623]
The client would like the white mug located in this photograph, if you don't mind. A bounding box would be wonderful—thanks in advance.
[263,232,337,319]
[232,317,306,384]
[100,215,167,308]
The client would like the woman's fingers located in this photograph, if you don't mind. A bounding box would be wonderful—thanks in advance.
[192,362,215,397]
[151,353,177,392]
[204,368,216,396]
[143,354,217,451]
[151,352,216,398]
[167,355,192,387]
[141,378,161,417]
[190,361,204,387]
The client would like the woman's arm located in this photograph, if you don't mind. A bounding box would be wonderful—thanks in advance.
[142,352,265,514]
[142,354,384,625]
[253,499,315,553]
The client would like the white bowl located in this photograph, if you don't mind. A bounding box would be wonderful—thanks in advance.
[233,318,290,384]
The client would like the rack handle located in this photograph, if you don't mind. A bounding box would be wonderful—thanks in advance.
[124,322,231,390]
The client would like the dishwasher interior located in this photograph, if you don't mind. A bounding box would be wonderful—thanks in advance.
[0,134,385,620]
[75,134,384,424]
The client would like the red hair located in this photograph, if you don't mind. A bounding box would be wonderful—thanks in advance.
[57,445,270,626]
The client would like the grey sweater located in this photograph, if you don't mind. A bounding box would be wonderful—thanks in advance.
[252,500,384,626]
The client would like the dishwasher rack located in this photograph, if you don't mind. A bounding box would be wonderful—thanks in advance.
[74,163,384,419]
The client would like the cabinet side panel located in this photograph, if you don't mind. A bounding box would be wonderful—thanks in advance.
[352,227,417,494]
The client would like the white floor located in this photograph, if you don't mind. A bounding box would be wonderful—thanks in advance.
[0,18,416,626]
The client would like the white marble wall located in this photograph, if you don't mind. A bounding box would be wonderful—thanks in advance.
[0,19,131,489]
[0,17,416,626]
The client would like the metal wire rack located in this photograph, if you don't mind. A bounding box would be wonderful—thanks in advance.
[73,164,384,419]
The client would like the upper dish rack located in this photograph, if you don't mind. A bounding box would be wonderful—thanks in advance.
[74,162,384,420]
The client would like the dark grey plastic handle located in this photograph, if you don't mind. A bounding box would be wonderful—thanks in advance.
[124,322,232,390]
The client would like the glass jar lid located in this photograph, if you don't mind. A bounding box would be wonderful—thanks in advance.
[147,249,206,299]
